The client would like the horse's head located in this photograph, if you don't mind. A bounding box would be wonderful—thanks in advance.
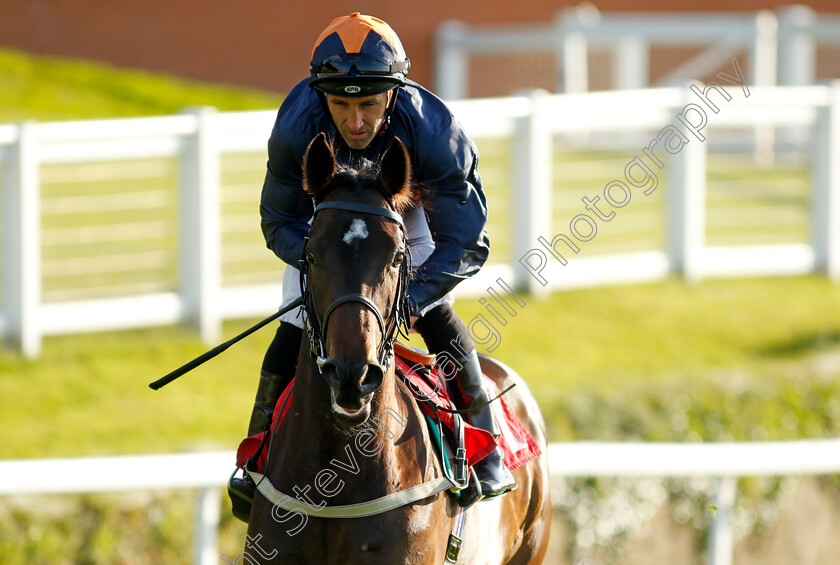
[300,133,416,426]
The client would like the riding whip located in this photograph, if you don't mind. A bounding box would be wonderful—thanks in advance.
[148,297,304,390]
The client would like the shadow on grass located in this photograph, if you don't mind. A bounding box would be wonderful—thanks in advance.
[758,332,840,357]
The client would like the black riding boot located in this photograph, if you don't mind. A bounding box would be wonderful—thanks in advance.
[246,369,287,437]
[228,369,287,522]
[228,322,302,523]
[454,350,517,503]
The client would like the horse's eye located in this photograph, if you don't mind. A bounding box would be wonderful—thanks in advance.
[306,251,317,266]
[392,251,405,268]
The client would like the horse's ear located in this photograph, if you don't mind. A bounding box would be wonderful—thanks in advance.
[379,137,411,199]
[303,133,335,199]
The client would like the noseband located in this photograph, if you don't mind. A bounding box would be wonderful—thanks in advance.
[299,201,412,373]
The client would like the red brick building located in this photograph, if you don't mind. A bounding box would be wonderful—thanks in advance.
[2,1,838,96]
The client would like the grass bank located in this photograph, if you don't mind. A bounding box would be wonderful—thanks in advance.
[0,48,282,122]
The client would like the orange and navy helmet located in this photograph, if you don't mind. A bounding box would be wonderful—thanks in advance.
[309,13,410,97]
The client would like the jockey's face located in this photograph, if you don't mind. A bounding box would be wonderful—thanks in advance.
[325,91,392,150]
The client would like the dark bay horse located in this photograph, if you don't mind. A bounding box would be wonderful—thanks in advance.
[246,133,551,564]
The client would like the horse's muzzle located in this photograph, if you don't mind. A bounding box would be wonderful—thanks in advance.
[321,360,384,423]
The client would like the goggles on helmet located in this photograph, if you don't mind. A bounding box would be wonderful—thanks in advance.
[311,53,410,79]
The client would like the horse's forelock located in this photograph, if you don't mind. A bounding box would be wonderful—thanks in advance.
[313,159,422,215]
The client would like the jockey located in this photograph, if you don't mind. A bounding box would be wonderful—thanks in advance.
[229,13,516,513]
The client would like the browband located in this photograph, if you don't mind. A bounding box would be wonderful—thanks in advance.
[314,201,404,226]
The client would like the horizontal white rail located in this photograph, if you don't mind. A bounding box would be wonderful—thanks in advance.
[547,439,840,477]
[2,440,839,565]
[0,451,233,496]
[4,439,840,495]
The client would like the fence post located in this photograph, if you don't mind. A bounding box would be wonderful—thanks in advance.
[2,122,41,358]
[777,5,816,87]
[558,3,599,94]
[667,92,707,283]
[560,31,588,95]
[512,90,552,297]
[751,11,778,89]
[811,81,840,281]
[435,20,468,100]
[179,107,221,345]
[751,11,778,164]
[707,476,737,565]
[778,6,816,153]
[613,36,648,91]
[194,487,222,565]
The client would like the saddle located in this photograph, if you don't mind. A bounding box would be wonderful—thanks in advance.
[233,342,540,512]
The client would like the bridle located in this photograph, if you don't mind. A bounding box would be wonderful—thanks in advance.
[299,200,412,374]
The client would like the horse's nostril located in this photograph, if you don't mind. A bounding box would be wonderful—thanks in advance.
[320,361,340,388]
[359,363,384,395]
[322,360,384,397]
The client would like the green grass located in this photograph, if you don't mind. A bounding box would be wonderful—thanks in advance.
[2,275,839,459]
[463,275,840,392]
[0,48,283,122]
[434,276,840,442]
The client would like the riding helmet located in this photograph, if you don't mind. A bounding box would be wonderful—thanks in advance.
[309,13,410,97]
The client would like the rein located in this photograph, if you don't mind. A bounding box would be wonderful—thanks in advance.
[299,200,412,373]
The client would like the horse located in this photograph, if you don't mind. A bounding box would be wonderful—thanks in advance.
[245,133,551,564]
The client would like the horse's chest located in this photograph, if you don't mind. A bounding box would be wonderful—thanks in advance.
[265,507,446,564]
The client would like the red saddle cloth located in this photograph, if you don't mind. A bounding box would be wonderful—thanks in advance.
[236,382,295,473]
[393,355,541,471]
[236,351,541,473]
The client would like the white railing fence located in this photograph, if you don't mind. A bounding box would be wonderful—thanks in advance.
[435,4,840,100]
[2,83,839,358]
[0,108,280,358]
[2,440,840,565]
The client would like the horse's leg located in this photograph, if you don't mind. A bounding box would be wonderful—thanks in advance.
[477,355,553,564]
[502,497,553,564]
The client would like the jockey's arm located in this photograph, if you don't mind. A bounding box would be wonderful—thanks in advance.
[407,127,490,317]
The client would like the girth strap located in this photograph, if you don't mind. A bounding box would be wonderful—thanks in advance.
[248,471,453,518]
[444,505,467,564]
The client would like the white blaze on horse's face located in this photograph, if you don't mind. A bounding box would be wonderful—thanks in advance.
[342,218,369,246]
